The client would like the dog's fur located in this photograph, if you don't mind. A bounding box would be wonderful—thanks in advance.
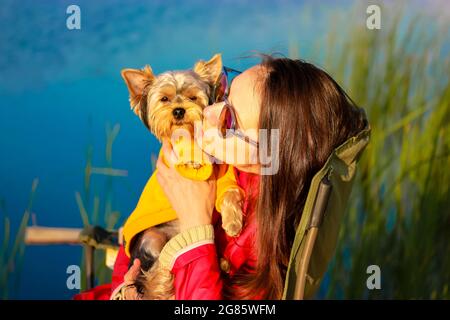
[121,54,243,299]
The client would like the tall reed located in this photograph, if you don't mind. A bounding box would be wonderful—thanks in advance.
[75,123,126,290]
[311,3,450,299]
[0,179,38,299]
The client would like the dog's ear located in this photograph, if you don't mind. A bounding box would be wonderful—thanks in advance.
[193,53,223,85]
[121,66,155,115]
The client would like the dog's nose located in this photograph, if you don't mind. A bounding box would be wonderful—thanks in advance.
[172,107,185,120]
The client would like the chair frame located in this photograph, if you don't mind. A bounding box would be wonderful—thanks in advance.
[294,177,332,299]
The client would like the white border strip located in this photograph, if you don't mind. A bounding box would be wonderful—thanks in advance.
[169,239,215,270]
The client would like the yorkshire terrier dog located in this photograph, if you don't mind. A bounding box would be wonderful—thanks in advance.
[120,54,244,299]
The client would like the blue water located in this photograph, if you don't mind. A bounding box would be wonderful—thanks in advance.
[0,0,329,299]
[0,0,436,299]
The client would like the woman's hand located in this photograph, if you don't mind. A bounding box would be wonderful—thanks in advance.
[156,140,217,232]
[121,259,142,300]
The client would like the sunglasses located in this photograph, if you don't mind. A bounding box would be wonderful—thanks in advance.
[211,67,259,148]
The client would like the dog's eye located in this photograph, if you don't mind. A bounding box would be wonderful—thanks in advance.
[190,96,197,101]
[161,96,169,102]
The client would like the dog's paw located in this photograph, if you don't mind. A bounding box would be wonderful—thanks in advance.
[222,218,242,237]
[220,189,244,237]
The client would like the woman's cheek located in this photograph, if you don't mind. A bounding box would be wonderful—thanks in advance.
[196,111,259,165]
[224,138,258,165]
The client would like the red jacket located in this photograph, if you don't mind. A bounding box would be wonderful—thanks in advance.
[76,168,260,300]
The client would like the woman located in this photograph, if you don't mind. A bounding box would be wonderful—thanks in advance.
[111,55,366,300]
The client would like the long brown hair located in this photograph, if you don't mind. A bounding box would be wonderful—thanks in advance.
[226,56,367,299]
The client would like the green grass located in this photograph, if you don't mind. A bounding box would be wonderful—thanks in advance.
[0,179,38,300]
[302,3,450,299]
[75,122,125,290]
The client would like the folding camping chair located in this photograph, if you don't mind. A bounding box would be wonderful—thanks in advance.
[282,119,371,299]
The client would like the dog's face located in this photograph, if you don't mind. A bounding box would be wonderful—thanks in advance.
[121,54,223,139]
